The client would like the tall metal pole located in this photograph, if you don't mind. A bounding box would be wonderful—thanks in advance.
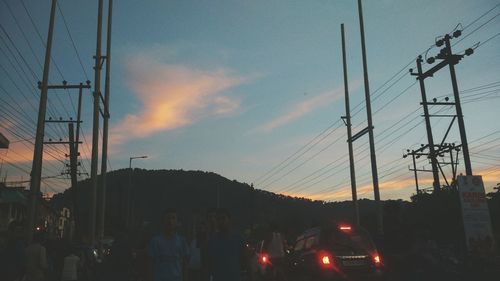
[444,35,472,176]
[416,56,441,192]
[98,0,113,245]
[26,0,57,242]
[357,0,383,235]
[341,24,359,226]
[90,0,104,245]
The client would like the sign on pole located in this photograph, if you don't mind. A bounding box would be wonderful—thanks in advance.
[457,175,495,254]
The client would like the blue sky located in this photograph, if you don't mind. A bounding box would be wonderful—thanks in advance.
[0,0,499,201]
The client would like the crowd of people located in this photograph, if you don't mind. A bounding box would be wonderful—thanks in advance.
[1,221,98,281]
[145,207,254,281]
[0,208,287,281]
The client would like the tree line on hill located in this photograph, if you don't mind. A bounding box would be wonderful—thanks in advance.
[50,169,500,254]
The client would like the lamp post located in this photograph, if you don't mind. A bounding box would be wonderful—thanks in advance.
[126,156,147,227]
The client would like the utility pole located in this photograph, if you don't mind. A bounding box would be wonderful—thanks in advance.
[404,143,462,192]
[410,30,475,183]
[98,0,113,246]
[340,24,359,226]
[36,81,90,239]
[357,0,383,236]
[444,35,472,176]
[68,123,78,239]
[411,151,419,193]
[90,0,104,245]
[415,56,441,192]
[403,149,427,194]
[127,156,147,227]
[26,0,57,242]
[404,150,421,194]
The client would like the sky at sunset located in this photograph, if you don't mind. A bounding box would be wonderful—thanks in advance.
[0,0,499,201]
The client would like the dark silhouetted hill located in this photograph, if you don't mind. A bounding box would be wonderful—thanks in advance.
[50,169,500,252]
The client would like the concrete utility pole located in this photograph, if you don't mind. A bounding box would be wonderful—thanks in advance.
[26,0,57,242]
[98,0,113,246]
[68,123,79,239]
[411,152,419,194]
[415,56,441,192]
[90,0,104,245]
[403,150,425,194]
[340,24,359,226]
[444,35,472,176]
[357,0,383,236]
[35,81,90,238]
[410,30,474,182]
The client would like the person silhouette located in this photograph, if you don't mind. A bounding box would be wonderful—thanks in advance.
[149,208,189,281]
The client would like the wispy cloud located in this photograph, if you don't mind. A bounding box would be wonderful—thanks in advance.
[251,80,362,134]
[110,54,247,145]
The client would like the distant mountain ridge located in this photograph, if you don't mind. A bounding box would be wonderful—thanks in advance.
[51,168,384,237]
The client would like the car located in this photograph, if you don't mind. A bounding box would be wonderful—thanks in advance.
[287,223,384,280]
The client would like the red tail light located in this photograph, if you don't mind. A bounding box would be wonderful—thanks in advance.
[322,255,332,265]
[339,225,352,232]
[318,251,334,268]
[373,253,382,266]
[260,253,270,265]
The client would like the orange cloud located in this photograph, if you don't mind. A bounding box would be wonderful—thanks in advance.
[251,80,362,134]
[110,55,247,145]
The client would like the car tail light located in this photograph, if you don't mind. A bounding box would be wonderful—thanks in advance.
[322,255,332,265]
[339,225,352,232]
[318,251,334,268]
[260,253,270,265]
[372,253,382,267]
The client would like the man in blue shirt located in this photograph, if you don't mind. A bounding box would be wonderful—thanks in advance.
[207,209,246,281]
[149,208,189,281]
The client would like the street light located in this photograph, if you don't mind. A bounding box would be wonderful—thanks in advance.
[129,155,148,169]
[126,155,148,227]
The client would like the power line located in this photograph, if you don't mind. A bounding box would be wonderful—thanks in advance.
[263,122,345,190]
[253,120,342,185]
[476,31,500,48]
[311,125,498,201]
[57,1,90,80]
[1,0,44,70]
[281,106,453,196]
[453,12,500,46]
[462,2,500,31]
